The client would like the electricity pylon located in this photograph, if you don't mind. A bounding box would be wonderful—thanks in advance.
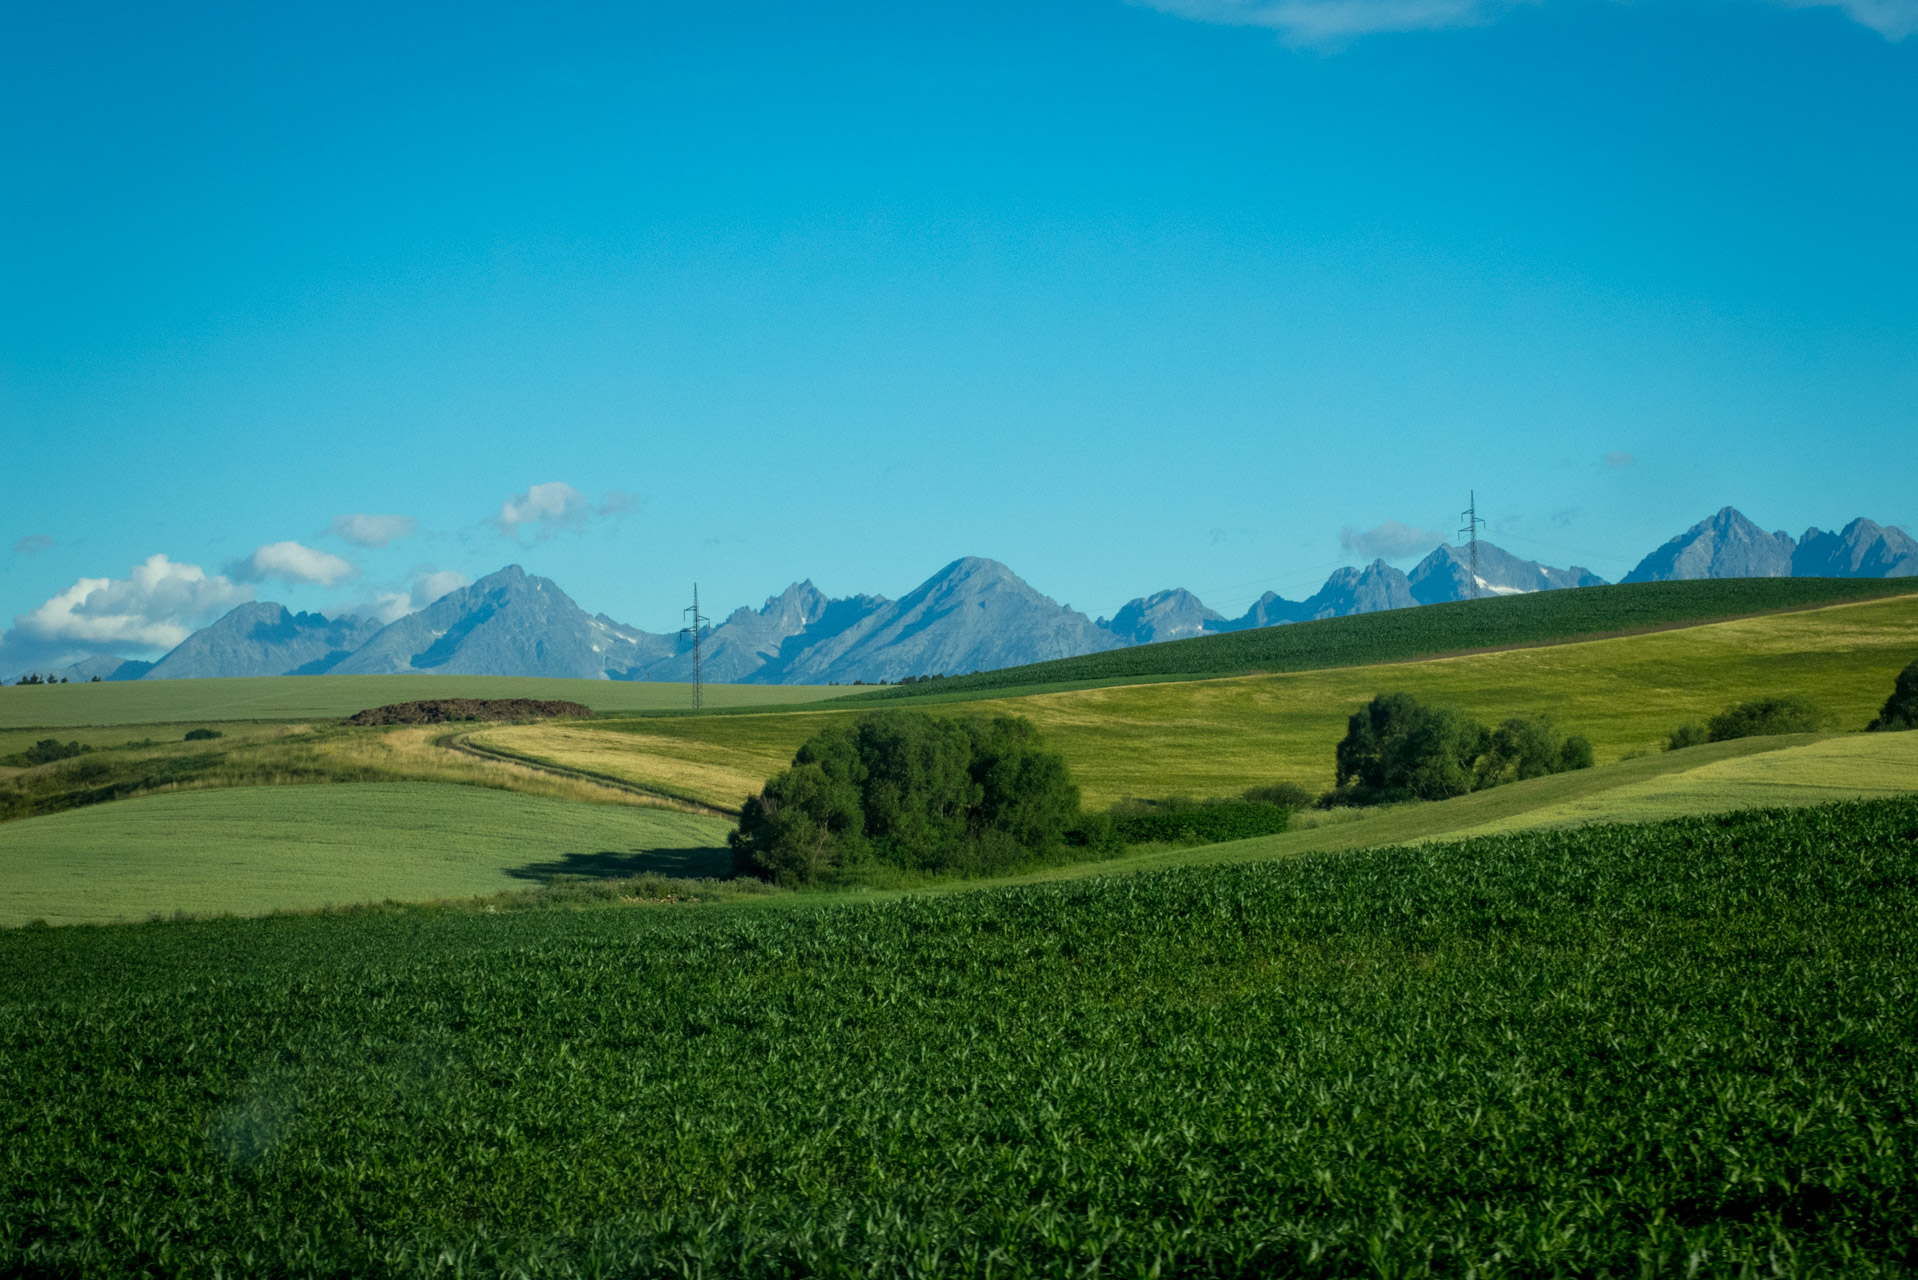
[681,584,708,710]
[1458,492,1485,601]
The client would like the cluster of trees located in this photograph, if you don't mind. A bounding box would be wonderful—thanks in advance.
[1668,697,1824,750]
[3,739,92,767]
[1328,692,1593,806]
[730,711,1089,884]
[1868,658,1918,732]
[11,674,79,686]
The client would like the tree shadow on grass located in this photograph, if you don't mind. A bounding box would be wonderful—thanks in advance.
[505,846,731,884]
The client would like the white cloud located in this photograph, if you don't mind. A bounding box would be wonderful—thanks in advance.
[1782,0,1917,36]
[354,592,415,625]
[411,569,471,608]
[330,513,418,548]
[2,554,251,672]
[338,569,472,626]
[1340,518,1447,560]
[497,482,591,541]
[1131,0,1513,44]
[227,541,356,587]
[1132,0,1913,42]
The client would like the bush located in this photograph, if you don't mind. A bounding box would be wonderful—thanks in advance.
[1476,715,1594,787]
[1666,722,1709,751]
[1868,659,1918,732]
[1706,697,1823,742]
[4,739,91,767]
[1110,799,1292,846]
[1327,694,1593,807]
[183,728,223,741]
[730,711,1084,885]
[1240,781,1314,810]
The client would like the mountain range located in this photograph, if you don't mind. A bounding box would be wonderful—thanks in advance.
[26,507,1915,685]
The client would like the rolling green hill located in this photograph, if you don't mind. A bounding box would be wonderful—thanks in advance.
[850,577,1918,701]
[0,673,854,731]
[490,592,1918,809]
[0,783,734,926]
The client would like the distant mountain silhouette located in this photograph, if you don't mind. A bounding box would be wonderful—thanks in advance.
[1098,589,1223,644]
[763,557,1123,684]
[1792,518,1918,578]
[66,507,1910,685]
[145,603,381,679]
[1623,507,1795,582]
[44,654,153,682]
[330,565,666,678]
[1407,543,1604,604]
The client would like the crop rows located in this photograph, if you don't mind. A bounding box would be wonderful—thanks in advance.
[851,577,1916,699]
[4,797,1917,1276]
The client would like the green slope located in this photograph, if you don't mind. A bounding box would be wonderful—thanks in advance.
[850,577,1918,702]
[506,592,1918,809]
[0,673,855,731]
[4,798,1915,1275]
[997,729,1918,887]
[0,783,734,926]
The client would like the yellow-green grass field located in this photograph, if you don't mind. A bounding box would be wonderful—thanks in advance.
[1003,730,1918,887]
[474,592,1918,810]
[0,783,734,926]
[0,673,855,731]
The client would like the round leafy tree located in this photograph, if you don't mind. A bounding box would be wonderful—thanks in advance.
[1867,659,1918,732]
[731,711,1082,885]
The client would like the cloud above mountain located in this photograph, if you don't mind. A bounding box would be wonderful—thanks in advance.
[1,554,251,672]
[497,482,589,541]
[496,483,634,542]
[1130,0,1915,42]
[1340,518,1447,560]
[330,513,418,548]
[345,568,475,625]
[226,541,356,587]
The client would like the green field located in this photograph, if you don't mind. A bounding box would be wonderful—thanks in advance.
[0,784,734,926]
[488,592,1918,809]
[4,797,1914,1276]
[1002,730,1918,885]
[853,577,1918,699]
[0,673,854,731]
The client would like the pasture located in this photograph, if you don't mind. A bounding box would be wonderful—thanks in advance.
[0,672,853,731]
[3,797,1914,1276]
[0,783,734,926]
[481,592,1918,810]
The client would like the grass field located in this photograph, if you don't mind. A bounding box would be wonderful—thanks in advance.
[1001,730,1918,885]
[486,592,1918,809]
[0,783,735,926]
[850,576,1918,699]
[0,673,854,731]
[4,796,1914,1276]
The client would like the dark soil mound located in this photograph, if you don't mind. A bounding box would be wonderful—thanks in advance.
[344,698,595,726]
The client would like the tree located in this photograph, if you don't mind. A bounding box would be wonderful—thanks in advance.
[1334,692,1489,803]
[1330,694,1593,807]
[731,711,1084,884]
[1707,697,1823,742]
[1667,722,1708,751]
[1867,659,1918,732]
[1477,715,1592,786]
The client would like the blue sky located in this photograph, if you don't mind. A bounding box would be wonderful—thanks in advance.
[3,0,1914,670]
